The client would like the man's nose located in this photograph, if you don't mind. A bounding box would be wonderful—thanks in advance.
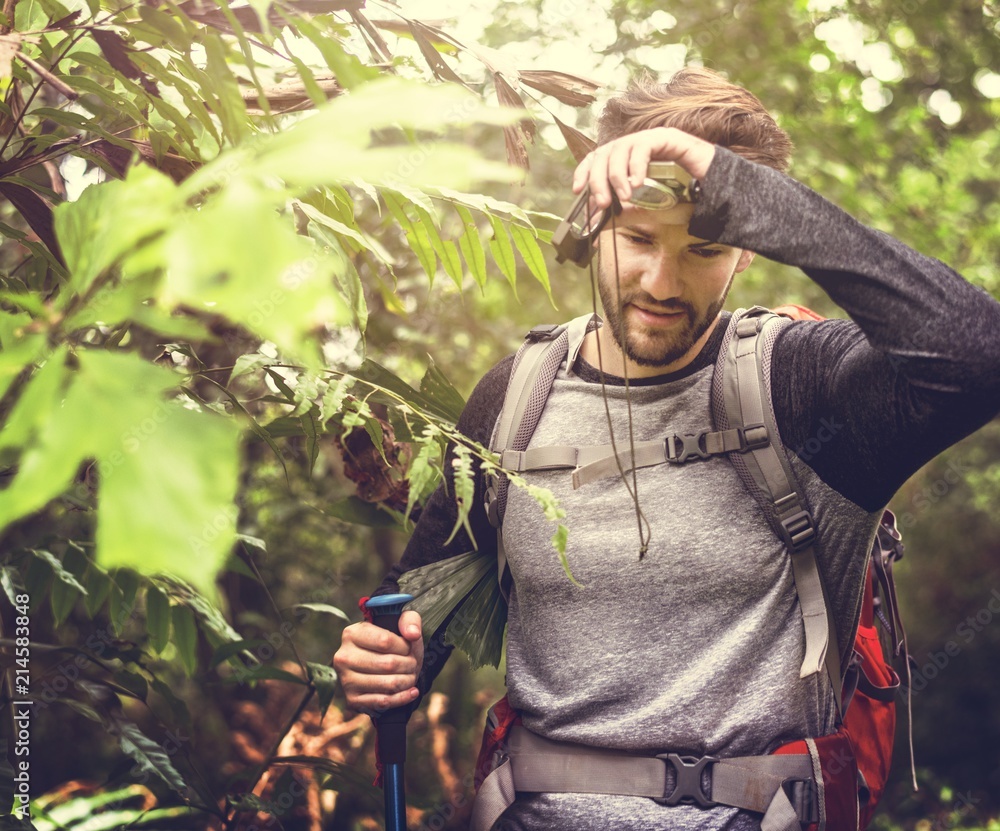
[639,251,683,301]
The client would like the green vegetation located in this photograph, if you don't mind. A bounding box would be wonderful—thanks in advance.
[0,0,997,829]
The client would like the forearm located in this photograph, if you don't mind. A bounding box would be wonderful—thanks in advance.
[690,146,1000,395]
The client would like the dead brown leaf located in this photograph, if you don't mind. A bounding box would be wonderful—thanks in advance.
[494,73,535,170]
[519,69,600,107]
[409,21,466,86]
[553,113,596,161]
[91,28,158,97]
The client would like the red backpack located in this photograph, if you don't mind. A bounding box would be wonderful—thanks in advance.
[468,305,909,830]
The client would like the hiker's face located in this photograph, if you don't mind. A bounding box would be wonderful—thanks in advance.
[596,204,754,373]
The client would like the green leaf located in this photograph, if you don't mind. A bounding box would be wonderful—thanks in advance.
[306,662,337,719]
[83,556,113,618]
[108,569,142,637]
[419,360,466,423]
[53,164,177,298]
[170,604,198,677]
[444,444,477,546]
[29,549,88,594]
[157,578,243,648]
[405,438,442,524]
[202,32,249,144]
[138,5,191,48]
[509,223,555,305]
[115,719,189,796]
[145,584,171,654]
[150,677,192,727]
[412,204,462,288]
[157,178,350,364]
[112,667,149,701]
[383,190,436,282]
[455,205,487,289]
[487,214,518,294]
[0,345,70,456]
[230,353,274,381]
[319,375,355,427]
[0,566,26,608]
[348,360,459,423]
[323,496,398,528]
[208,639,265,669]
[292,603,349,621]
[89,375,240,597]
[228,792,287,817]
[23,552,52,614]
[49,544,89,625]
[271,755,381,806]
[287,13,379,91]
[552,524,577,586]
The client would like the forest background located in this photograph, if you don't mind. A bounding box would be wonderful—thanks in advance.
[0,0,998,829]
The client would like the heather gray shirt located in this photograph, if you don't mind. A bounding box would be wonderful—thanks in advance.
[498,320,872,830]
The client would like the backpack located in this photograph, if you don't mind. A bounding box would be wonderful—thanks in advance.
[473,305,908,830]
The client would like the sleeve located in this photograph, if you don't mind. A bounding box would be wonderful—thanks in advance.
[368,354,514,693]
[689,146,1000,511]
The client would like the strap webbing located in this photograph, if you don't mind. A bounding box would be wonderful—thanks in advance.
[723,308,843,714]
[469,726,815,831]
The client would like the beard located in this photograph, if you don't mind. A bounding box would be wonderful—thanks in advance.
[598,264,736,368]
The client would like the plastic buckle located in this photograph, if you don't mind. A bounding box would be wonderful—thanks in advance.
[740,424,769,451]
[484,485,500,527]
[666,432,709,464]
[735,316,763,338]
[526,324,561,342]
[781,510,816,551]
[654,754,718,807]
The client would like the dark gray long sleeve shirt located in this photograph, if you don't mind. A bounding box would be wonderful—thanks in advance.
[373,147,1000,829]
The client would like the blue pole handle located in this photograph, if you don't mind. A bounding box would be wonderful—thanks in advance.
[364,594,414,831]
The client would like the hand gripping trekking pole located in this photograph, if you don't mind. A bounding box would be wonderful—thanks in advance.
[364,593,415,831]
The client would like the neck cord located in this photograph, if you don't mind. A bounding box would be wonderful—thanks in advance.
[587,205,652,558]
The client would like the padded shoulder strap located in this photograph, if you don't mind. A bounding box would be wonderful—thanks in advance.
[485,315,597,601]
[714,307,844,716]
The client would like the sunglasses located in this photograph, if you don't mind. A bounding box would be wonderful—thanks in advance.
[551,162,696,268]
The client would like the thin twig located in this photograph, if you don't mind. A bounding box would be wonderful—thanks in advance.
[241,543,309,679]
[14,51,78,99]
[0,0,17,36]
[0,26,88,159]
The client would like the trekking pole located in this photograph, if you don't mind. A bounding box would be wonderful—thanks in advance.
[364,593,415,831]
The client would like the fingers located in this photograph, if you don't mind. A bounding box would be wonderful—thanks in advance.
[399,609,422,642]
[333,619,425,712]
[569,127,716,211]
[400,610,425,669]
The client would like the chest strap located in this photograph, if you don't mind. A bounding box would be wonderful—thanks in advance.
[500,424,769,489]
[470,726,819,831]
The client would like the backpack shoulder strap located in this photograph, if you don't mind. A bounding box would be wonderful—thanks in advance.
[485,314,597,601]
[714,306,844,715]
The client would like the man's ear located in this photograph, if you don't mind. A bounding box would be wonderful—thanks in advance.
[735,249,755,273]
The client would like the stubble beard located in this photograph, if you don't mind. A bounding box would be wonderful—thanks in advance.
[598,265,736,369]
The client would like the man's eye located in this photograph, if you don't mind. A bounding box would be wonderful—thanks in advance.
[690,247,723,258]
[621,233,652,245]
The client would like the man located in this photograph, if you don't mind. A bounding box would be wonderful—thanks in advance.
[334,67,1000,829]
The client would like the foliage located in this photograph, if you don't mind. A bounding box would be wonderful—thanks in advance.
[0,0,997,827]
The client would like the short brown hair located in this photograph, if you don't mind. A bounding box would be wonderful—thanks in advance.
[596,67,793,171]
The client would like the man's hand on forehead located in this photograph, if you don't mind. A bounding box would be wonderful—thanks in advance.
[573,127,716,212]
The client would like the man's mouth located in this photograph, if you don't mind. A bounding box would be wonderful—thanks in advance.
[629,304,687,327]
